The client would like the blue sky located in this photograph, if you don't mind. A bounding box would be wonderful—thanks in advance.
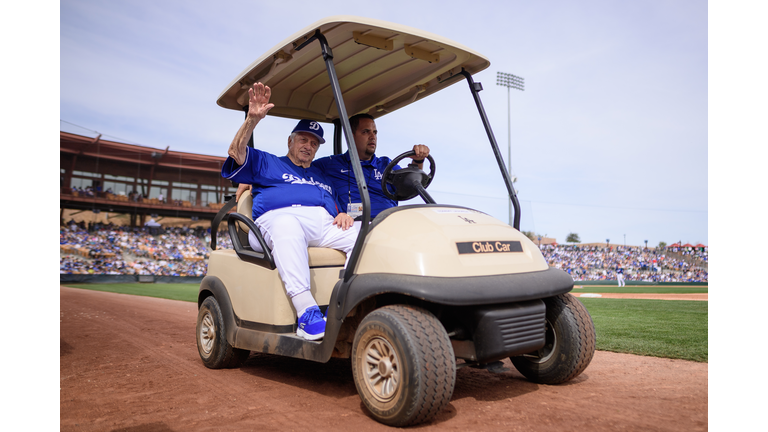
[55,0,711,247]
[56,0,711,247]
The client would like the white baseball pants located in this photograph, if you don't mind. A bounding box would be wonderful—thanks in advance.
[248,206,359,298]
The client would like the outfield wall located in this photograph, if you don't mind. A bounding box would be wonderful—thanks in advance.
[60,274,203,284]
[60,274,706,286]
[575,280,707,286]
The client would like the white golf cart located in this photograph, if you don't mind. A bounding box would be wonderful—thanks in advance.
[197,16,595,427]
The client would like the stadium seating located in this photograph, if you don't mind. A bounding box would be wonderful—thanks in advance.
[59,222,706,282]
[539,244,707,283]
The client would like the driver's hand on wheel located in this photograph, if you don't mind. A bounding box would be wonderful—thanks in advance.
[333,213,355,230]
[410,144,430,163]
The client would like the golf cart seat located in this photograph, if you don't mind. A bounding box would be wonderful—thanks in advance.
[229,191,348,269]
[205,191,346,329]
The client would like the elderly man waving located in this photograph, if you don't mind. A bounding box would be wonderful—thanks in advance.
[222,82,357,341]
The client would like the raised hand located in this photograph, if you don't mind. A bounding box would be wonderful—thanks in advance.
[248,82,275,120]
[228,82,275,165]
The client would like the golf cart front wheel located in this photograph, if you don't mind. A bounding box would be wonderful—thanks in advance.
[351,305,455,427]
[510,293,595,384]
[196,296,249,369]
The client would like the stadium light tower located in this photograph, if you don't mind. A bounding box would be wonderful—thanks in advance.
[497,71,524,226]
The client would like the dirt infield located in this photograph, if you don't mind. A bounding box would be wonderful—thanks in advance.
[572,286,708,301]
[60,286,707,431]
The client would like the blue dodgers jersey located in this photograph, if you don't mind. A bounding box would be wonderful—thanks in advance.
[221,147,339,220]
[313,151,399,218]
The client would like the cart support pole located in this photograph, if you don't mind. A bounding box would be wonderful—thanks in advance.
[459,69,522,230]
[332,118,342,155]
[296,30,371,282]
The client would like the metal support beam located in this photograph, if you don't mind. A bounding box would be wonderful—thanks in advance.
[296,29,372,283]
[460,70,521,230]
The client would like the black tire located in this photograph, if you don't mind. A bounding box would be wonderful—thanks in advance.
[351,305,455,427]
[511,293,595,384]
[196,296,249,369]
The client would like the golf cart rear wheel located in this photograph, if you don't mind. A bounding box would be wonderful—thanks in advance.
[511,293,595,384]
[196,296,249,369]
[352,305,456,427]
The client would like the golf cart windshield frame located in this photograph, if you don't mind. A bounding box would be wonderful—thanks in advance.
[295,29,521,281]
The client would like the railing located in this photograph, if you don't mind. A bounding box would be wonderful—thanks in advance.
[61,189,228,213]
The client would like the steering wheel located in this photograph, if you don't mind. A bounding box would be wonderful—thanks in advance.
[380,150,436,201]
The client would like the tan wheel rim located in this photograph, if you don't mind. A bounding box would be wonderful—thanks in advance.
[522,319,557,363]
[199,311,216,355]
[361,336,400,402]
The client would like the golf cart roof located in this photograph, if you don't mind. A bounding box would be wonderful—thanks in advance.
[217,16,490,122]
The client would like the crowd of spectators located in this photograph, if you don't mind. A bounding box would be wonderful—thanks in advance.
[61,221,707,283]
[667,245,708,265]
[60,221,231,277]
[70,186,96,197]
[539,244,708,283]
[59,255,209,277]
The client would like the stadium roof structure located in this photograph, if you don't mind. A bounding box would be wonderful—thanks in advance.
[60,132,225,173]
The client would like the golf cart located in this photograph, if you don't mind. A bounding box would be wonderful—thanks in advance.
[198,16,595,427]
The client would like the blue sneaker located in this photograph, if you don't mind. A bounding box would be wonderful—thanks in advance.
[297,306,325,341]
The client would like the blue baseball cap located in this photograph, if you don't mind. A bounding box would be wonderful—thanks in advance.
[291,119,325,144]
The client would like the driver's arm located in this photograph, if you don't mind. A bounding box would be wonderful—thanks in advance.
[409,144,430,169]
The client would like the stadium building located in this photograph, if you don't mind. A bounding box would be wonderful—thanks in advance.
[60,131,237,228]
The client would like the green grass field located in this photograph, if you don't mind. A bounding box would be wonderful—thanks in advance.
[63,283,200,303]
[61,283,708,362]
[579,298,707,362]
